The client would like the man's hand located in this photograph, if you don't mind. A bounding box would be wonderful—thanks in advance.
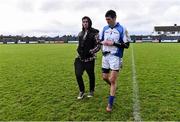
[101,40,114,46]
[89,49,94,54]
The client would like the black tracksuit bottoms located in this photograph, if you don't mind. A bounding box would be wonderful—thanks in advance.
[74,58,95,92]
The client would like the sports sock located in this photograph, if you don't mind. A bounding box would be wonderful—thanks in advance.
[108,96,115,107]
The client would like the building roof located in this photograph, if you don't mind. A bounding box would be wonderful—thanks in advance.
[154,25,180,32]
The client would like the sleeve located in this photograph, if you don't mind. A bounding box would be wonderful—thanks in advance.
[89,32,102,54]
[123,27,131,43]
[99,28,105,42]
[77,32,81,46]
[113,26,130,49]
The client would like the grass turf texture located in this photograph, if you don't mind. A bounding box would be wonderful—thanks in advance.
[0,43,179,121]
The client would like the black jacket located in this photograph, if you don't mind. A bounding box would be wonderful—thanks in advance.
[77,28,99,59]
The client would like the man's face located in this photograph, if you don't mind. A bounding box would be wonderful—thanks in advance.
[82,19,89,29]
[106,17,116,27]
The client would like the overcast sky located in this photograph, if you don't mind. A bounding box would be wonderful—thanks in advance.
[0,0,179,37]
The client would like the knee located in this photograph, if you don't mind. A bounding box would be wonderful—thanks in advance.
[88,72,95,77]
[75,72,83,78]
[109,77,116,85]
[102,75,108,81]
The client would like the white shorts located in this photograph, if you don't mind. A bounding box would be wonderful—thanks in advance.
[102,54,123,72]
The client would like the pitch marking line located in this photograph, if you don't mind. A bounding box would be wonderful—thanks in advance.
[131,45,142,121]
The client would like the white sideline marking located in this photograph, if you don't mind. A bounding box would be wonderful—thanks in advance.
[131,45,142,121]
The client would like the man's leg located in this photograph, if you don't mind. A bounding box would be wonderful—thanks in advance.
[106,55,122,112]
[109,70,118,96]
[102,71,111,85]
[106,70,119,112]
[74,58,85,98]
[102,55,111,85]
[85,60,95,93]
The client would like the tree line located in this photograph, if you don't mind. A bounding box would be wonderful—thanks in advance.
[0,35,78,44]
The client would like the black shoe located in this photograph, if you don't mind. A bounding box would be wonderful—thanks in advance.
[77,92,85,100]
[87,91,94,98]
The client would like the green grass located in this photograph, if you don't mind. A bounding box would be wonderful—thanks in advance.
[133,43,180,121]
[0,43,179,121]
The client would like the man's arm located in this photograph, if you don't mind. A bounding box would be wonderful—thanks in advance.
[89,44,101,54]
[113,42,129,48]
[113,27,130,49]
[89,34,102,54]
[101,40,129,49]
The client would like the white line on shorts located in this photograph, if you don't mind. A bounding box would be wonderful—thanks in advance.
[131,45,142,121]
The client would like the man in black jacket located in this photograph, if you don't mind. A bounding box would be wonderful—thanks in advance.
[74,16,100,99]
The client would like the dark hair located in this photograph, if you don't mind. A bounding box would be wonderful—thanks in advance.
[82,16,92,31]
[105,10,116,18]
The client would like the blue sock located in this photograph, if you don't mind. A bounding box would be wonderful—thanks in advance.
[108,96,115,107]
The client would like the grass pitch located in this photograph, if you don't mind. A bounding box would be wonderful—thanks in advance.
[0,43,179,121]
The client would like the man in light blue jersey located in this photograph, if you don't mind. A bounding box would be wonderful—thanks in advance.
[99,10,130,112]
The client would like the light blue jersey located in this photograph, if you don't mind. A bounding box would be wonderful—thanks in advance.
[99,22,130,58]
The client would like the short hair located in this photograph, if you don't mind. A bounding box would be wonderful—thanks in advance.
[82,16,92,30]
[105,10,116,18]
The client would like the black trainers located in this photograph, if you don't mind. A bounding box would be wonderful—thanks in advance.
[77,92,85,100]
[87,91,94,98]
